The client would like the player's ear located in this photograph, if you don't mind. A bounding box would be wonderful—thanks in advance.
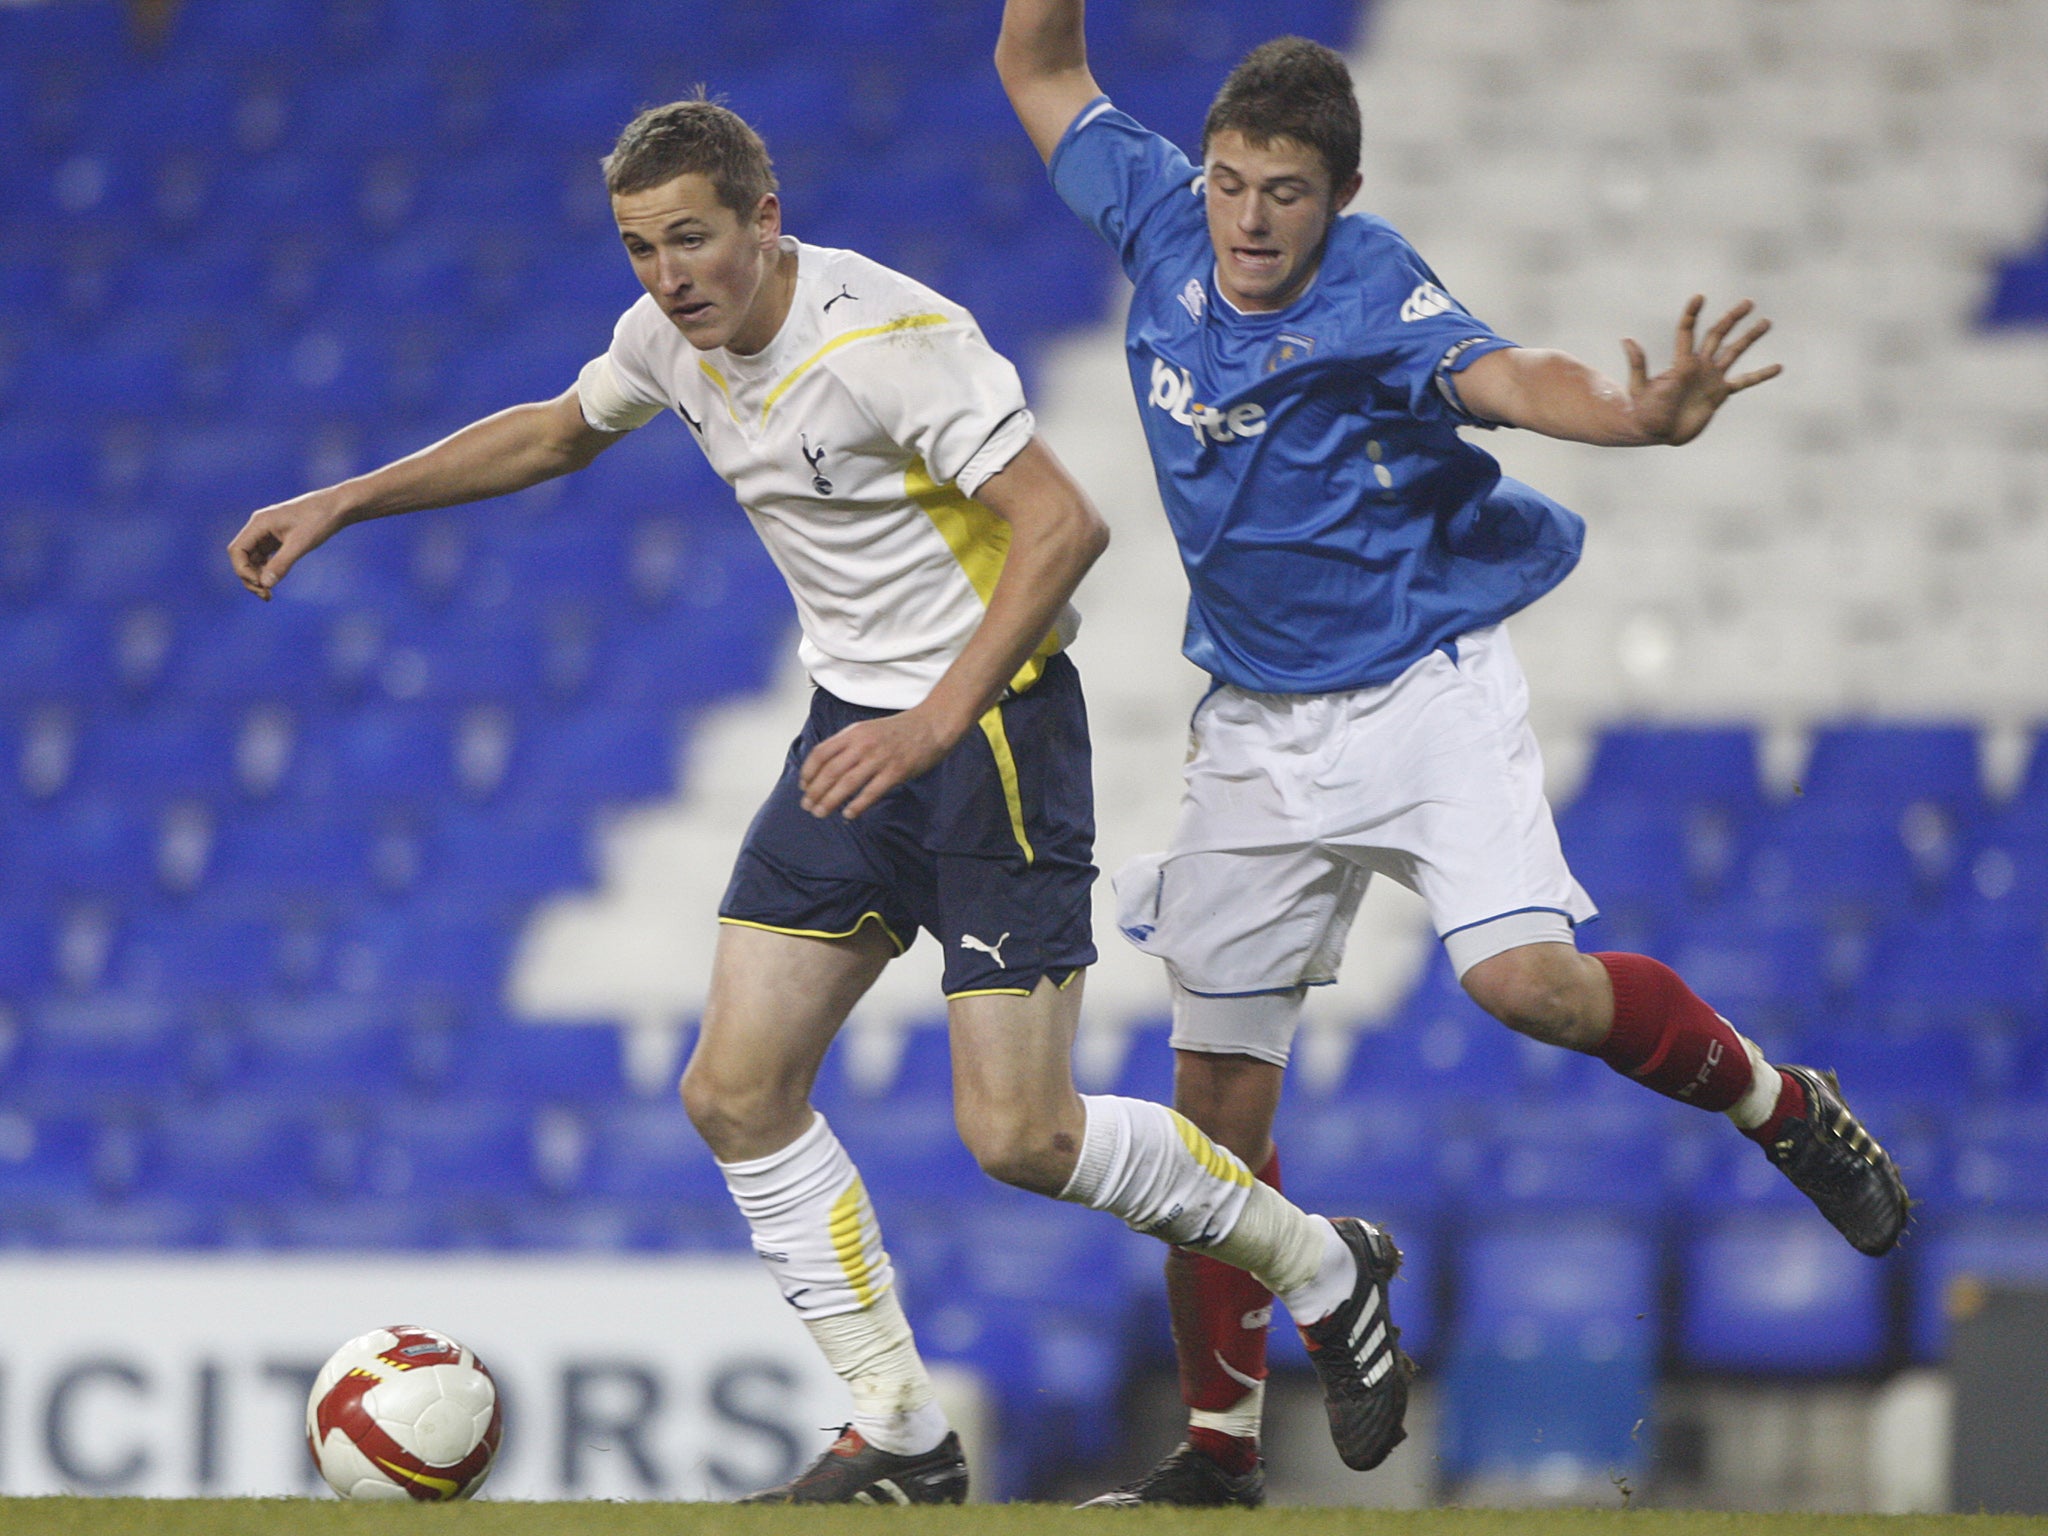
[752,191,782,249]
[1333,172,1363,212]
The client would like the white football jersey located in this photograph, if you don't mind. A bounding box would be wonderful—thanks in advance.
[576,237,1073,710]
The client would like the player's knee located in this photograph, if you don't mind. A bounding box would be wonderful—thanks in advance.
[1462,947,1605,1051]
[678,1057,803,1158]
[957,1110,1069,1196]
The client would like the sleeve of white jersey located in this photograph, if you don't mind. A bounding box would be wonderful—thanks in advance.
[846,313,1036,498]
[575,300,669,433]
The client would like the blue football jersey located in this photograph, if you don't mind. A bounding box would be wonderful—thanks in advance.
[1050,99,1586,694]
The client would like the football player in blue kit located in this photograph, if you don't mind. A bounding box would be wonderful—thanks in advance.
[997,5,1912,1508]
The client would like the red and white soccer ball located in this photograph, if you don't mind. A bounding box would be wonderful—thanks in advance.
[306,1324,503,1501]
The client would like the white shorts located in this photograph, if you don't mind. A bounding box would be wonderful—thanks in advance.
[1114,625,1596,1065]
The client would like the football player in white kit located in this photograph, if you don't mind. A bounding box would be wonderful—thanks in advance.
[229,96,1414,1502]
[999,4,1914,1508]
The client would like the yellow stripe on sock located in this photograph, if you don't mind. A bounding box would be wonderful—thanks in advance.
[1167,1108,1255,1190]
[828,1175,881,1307]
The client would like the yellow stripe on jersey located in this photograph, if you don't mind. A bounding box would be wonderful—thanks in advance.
[827,1175,882,1307]
[1168,1108,1255,1190]
[760,312,950,422]
[977,705,1036,866]
[905,457,1061,697]
[698,359,739,422]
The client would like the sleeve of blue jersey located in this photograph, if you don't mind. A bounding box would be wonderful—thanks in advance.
[1048,97,1202,277]
[1350,219,1520,426]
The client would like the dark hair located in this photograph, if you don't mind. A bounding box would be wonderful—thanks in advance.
[1202,36,1361,191]
[602,92,779,216]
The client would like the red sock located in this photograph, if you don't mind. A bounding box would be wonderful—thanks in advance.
[1592,952,1754,1113]
[1743,1069,1809,1145]
[1168,1149,1279,1475]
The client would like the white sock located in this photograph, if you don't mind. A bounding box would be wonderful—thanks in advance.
[718,1114,947,1455]
[1191,1384,1265,1443]
[1273,1215,1357,1325]
[1726,1035,1783,1131]
[804,1292,950,1456]
[1056,1096,1342,1313]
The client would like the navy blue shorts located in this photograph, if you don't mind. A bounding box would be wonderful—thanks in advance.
[719,651,1097,998]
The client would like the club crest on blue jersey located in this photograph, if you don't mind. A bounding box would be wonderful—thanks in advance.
[1263,333,1317,373]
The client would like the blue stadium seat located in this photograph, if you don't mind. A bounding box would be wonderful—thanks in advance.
[1679,1213,1889,1372]
[1742,803,1924,917]
[1439,1221,1657,1485]
[16,993,189,1090]
[1458,1103,1676,1219]
[143,1096,333,1201]
[0,607,108,704]
[295,705,455,807]
[1584,724,1767,801]
[12,797,157,895]
[1800,724,1985,815]
[471,1019,629,1103]
[1944,1112,2048,1215]
[1276,1092,1445,1219]
[1661,914,1847,1031]
[582,1096,726,1203]
[1854,918,2048,1022]
[230,996,417,1094]
[1341,956,1524,1104]
[364,1098,537,1197]
[204,813,383,901]
[0,1104,103,1200]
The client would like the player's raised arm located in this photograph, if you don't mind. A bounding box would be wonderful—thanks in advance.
[995,0,1105,163]
[226,387,625,599]
[1455,295,1782,448]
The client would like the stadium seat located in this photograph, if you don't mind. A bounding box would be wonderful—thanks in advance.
[1679,1213,1890,1373]
[581,1096,726,1204]
[364,1098,538,1197]
[1801,724,1986,817]
[1438,1221,1657,1485]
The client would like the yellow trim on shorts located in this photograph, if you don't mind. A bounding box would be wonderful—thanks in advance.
[827,1175,881,1307]
[946,969,1083,1002]
[1167,1108,1254,1189]
[718,912,908,956]
[975,705,1036,865]
[905,456,1060,697]
[761,313,950,422]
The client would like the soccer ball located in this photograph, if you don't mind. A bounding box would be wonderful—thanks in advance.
[306,1324,503,1501]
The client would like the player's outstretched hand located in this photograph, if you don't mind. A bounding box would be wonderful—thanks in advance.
[800,709,959,821]
[1623,295,1782,446]
[227,490,349,600]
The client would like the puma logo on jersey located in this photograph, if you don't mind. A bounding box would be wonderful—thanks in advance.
[1400,281,1456,322]
[960,932,1010,968]
[800,434,833,495]
[1147,357,1268,445]
[676,400,703,434]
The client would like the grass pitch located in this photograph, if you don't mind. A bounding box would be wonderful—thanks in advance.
[2,1502,2046,1535]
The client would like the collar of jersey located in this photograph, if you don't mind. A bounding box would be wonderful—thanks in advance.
[713,235,809,381]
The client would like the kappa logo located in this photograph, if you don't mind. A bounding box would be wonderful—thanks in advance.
[960,931,1010,968]
[1177,277,1206,321]
[1147,356,1268,445]
[1400,281,1456,322]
